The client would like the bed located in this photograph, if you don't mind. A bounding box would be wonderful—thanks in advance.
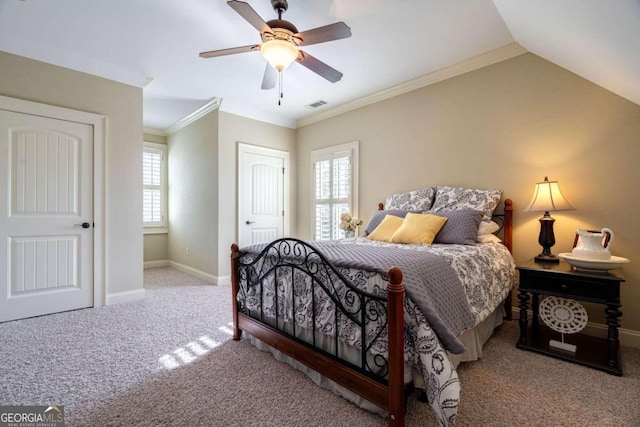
[230,186,516,426]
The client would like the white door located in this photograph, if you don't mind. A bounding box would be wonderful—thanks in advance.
[0,110,93,322]
[238,144,289,247]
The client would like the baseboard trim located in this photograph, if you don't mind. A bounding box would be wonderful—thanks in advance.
[583,323,640,349]
[216,275,231,286]
[511,308,640,349]
[144,260,170,269]
[106,288,146,305]
[168,261,229,285]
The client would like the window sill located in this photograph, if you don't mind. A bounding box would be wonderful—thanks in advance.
[144,227,168,235]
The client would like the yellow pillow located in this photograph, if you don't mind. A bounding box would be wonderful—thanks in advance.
[390,213,448,245]
[366,215,405,242]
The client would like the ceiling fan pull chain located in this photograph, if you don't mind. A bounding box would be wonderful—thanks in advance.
[278,71,284,106]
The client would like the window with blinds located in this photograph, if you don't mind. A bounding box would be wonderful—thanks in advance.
[311,142,359,240]
[143,142,168,230]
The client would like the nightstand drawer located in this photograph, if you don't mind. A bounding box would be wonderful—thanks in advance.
[520,273,619,303]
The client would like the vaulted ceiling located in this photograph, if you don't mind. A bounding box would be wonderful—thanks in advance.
[1,0,638,130]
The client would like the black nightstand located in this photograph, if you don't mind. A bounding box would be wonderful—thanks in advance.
[516,259,625,376]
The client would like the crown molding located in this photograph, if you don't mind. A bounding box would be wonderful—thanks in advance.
[164,97,223,136]
[143,127,167,137]
[297,42,528,128]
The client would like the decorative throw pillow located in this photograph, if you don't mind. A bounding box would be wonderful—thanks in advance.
[390,213,447,245]
[478,220,501,236]
[366,215,405,242]
[363,209,417,236]
[385,187,436,211]
[431,185,502,222]
[431,209,483,245]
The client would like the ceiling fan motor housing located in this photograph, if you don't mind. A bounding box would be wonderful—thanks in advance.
[263,19,300,45]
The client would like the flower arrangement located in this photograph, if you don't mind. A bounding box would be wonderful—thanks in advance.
[339,212,363,236]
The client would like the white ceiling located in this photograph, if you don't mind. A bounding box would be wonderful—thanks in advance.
[1,0,638,130]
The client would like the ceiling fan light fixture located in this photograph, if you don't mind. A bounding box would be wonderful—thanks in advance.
[260,38,298,72]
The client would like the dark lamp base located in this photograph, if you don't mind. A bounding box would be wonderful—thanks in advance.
[535,253,560,263]
[534,212,560,263]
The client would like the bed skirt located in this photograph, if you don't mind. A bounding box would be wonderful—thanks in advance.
[246,304,506,417]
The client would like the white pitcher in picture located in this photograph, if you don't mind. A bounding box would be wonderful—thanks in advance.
[572,228,614,260]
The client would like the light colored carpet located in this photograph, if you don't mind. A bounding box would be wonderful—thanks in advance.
[1,267,639,426]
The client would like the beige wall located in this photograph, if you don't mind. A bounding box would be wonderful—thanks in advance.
[143,233,168,263]
[167,111,219,276]
[296,53,640,336]
[143,132,168,264]
[0,51,144,297]
[217,111,297,280]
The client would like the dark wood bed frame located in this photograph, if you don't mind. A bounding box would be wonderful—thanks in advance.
[230,199,513,427]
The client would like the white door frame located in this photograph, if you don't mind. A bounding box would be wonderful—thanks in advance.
[0,95,106,307]
[237,143,290,245]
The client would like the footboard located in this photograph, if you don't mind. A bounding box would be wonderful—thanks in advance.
[231,238,406,426]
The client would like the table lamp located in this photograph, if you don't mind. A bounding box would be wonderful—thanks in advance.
[524,177,574,263]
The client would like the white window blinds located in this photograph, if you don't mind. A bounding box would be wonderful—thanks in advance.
[311,142,358,240]
[143,143,167,229]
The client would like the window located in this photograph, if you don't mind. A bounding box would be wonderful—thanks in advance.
[143,142,168,232]
[311,142,358,240]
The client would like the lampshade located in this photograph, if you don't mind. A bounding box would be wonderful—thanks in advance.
[524,176,574,213]
[260,39,298,72]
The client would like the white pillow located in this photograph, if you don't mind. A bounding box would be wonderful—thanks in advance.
[478,220,500,235]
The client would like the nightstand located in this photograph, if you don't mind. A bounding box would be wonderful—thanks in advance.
[516,259,625,376]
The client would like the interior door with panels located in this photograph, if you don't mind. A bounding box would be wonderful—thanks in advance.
[0,110,93,322]
[238,144,288,247]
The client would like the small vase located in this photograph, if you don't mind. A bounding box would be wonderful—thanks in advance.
[344,229,355,238]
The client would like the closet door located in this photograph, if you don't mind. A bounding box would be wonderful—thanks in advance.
[0,110,93,322]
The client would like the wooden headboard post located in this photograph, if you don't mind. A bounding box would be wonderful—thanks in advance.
[501,199,513,320]
[503,199,513,254]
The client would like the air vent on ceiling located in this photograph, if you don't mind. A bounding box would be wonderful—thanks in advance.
[307,100,328,109]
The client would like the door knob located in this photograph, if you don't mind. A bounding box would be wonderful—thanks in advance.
[246,221,255,225]
[74,222,91,229]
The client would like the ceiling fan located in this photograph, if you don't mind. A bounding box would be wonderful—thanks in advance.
[199,0,352,91]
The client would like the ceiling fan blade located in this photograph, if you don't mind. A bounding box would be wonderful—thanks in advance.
[296,50,343,83]
[261,63,277,90]
[199,44,259,58]
[295,22,352,46]
[227,0,271,34]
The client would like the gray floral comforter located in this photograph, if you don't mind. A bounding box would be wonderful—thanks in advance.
[238,238,516,426]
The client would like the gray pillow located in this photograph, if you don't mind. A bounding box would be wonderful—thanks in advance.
[430,209,484,245]
[363,210,416,236]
